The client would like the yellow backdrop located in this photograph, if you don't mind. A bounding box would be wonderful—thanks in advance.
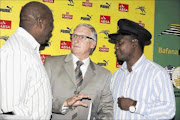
[0,0,155,73]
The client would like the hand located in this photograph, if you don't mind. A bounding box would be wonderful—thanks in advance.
[117,97,136,110]
[65,94,91,108]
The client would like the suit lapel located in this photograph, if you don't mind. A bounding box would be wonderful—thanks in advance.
[80,61,96,91]
[63,55,96,91]
[63,54,76,87]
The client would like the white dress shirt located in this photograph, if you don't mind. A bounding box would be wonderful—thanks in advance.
[0,27,52,119]
[72,53,90,78]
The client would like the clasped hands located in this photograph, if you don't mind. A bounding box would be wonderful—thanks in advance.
[64,94,91,108]
[117,96,136,110]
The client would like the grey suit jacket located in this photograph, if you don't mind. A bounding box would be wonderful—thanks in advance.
[44,54,113,120]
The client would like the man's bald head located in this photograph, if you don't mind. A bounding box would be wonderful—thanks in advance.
[19,1,54,46]
[19,1,52,31]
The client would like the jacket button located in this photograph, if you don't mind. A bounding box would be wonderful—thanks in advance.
[74,91,78,94]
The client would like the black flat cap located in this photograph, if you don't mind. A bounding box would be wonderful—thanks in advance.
[108,19,152,45]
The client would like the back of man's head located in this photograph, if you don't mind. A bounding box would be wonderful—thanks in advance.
[19,1,51,32]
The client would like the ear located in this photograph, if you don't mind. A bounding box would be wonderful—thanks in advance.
[37,17,43,29]
[90,41,97,49]
[132,39,138,47]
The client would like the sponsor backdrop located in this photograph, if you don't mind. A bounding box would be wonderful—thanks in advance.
[0,0,154,73]
[2,0,179,119]
[154,0,180,119]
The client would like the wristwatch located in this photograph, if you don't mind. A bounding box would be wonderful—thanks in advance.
[129,101,137,113]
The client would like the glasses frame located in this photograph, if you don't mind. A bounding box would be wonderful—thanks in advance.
[70,34,95,41]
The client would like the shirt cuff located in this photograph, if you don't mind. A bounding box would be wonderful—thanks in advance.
[135,101,146,115]
[61,102,69,114]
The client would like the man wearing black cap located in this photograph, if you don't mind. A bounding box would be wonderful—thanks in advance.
[109,19,175,119]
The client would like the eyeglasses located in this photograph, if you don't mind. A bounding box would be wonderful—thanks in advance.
[70,34,95,41]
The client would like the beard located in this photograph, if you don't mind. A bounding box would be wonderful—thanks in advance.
[117,59,124,65]
[39,42,50,51]
[41,41,50,47]
[115,51,124,65]
[40,43,49,46]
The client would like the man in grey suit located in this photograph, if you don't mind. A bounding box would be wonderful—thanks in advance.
[44,23,113,120]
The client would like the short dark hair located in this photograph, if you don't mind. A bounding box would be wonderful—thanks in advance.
[19,1,52,30]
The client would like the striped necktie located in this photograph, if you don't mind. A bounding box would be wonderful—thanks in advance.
[72,60,84,120]
[75,60,84,93]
